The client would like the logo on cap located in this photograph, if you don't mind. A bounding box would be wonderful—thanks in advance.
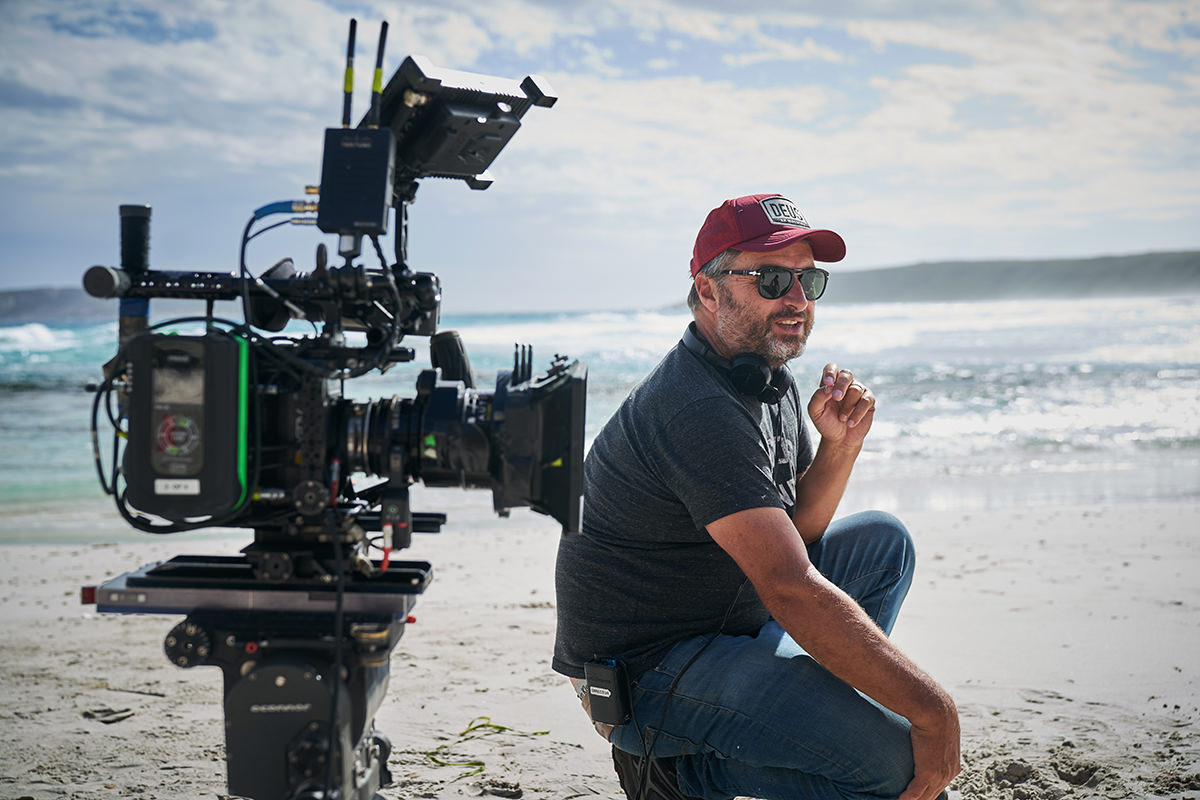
[759,197,810,229]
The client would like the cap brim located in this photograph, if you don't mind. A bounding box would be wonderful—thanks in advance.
[737,228,846,263]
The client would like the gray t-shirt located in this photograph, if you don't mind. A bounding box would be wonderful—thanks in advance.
[552,331,815,680]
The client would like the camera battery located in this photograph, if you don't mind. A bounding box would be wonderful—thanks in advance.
[583,659,632,726]
[124,332,248,521]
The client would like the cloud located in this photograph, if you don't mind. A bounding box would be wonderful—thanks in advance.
[828,5,1200,200]
[449,0,593,57]
[28,1,219,44]
[1,0,1198,306]
[721,32,845,67]
[0,78,83,112]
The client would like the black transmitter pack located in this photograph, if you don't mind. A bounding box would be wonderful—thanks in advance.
[124,332,248,521]
[317,126,396,237]
[584,658,632,726]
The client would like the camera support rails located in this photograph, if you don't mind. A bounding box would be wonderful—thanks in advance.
[88,554,432,800]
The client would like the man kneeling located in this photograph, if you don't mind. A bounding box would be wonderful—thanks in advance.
[553,194,959,800]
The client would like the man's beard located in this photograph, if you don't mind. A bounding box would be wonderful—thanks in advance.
[715,289,813,369]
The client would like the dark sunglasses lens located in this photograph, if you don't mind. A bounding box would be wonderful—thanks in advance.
[756,268,827,300]
[801,269,827,300]
[756,268,794,299]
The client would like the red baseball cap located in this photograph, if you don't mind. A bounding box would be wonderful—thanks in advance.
[690,194,846,277]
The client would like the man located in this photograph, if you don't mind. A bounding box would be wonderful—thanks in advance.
[553,194,960,800]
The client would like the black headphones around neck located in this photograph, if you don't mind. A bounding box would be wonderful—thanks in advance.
[682,323,794,405]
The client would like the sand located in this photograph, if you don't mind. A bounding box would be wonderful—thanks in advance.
[1,498,1198,799]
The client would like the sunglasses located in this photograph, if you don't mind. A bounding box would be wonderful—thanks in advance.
[721,266,829,301]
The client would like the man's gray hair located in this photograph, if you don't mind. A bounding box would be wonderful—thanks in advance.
[687,249,740,312]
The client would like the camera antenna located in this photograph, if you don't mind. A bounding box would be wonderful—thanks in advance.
[341,19,357,127]
[370,21,388,129]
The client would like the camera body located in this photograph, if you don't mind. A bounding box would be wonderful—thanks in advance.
[83,44,582,800]
[112,320,585,579]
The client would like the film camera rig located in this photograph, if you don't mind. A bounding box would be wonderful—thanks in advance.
[81,21,585,800]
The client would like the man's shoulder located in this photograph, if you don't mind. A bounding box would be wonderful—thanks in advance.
[630,342,730,408]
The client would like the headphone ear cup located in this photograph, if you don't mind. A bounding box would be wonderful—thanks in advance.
[682,325,791,405]
[771,366,793,399]
[728,355,771,398]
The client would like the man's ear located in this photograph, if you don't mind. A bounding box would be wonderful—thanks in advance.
[694,274,721,312]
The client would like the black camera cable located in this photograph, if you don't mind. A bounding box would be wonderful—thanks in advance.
[89,374,122,497]
[368,234,389,270]
[237,210,407,381]
[238,214,309,334]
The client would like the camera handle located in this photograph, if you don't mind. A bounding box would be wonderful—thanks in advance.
[98,205,153,381]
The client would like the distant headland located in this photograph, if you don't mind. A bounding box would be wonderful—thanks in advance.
[820,250,1200,305]
[2,251,1198,323]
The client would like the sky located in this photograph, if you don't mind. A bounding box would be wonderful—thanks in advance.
[1,0,1198,313]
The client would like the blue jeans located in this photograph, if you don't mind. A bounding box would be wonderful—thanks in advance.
[611,511,917,800]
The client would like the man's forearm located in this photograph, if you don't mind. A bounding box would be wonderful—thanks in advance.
[792,438,860,543]
[779,576,961,800]
[765,564,956,729]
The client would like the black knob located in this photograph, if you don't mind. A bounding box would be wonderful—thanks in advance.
[164,620,211,668]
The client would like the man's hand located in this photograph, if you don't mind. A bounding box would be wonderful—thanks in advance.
[808,363,875,447]
[792,363,875,541]
[898,699,961,800]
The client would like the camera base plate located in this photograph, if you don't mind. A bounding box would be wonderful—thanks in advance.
[94,554,431,617]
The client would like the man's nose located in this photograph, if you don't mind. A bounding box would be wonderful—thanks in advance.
[782,274,811,308]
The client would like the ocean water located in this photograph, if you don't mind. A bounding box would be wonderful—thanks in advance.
[1,295,1198,543]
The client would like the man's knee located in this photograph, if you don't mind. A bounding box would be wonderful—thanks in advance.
[861,509,916,575]
[832,509,916,577]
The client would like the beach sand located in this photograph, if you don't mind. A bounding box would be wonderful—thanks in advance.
[2,499,1198,799]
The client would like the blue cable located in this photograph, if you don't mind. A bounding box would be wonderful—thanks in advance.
[252,200,317,220]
